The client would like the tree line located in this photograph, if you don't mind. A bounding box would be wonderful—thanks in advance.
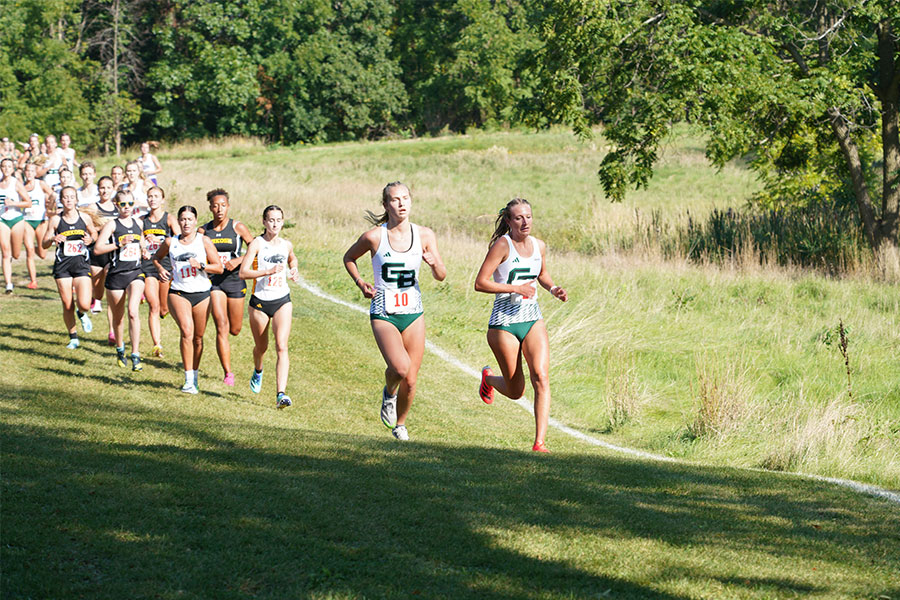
[2,0,897,262]
[0,0,544,151]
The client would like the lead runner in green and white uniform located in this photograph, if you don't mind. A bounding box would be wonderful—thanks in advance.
[343,182,446,441]
[474,198,568,453]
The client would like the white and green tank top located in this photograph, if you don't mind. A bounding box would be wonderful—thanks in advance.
[370,223,423,316]
[489,234,543,326]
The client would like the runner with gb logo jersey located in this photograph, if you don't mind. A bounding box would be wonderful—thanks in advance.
[343,182,446,441]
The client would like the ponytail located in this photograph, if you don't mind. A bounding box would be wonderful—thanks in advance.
[489,197,530,248]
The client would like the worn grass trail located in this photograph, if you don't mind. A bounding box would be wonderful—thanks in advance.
[2,272,899,600]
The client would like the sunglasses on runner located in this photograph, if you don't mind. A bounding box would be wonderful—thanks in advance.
[118,201,135,207]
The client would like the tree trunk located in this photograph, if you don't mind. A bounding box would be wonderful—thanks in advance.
[876,20,900,251]
[828,107,879,249]
[113,0,121,157]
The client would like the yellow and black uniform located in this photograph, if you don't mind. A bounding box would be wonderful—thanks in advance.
[90,204,119,268]
[203,219,246,298]
[52,213,91,279]
[141,212,171,278]
[105,218,145,290]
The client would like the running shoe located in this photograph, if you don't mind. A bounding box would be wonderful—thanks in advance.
[181,382,199,395]
[79,312,93,333]
[151,344,163,357]
[131,354,142,372]
[5,283,12,294]
[66,338,80,350]
[223,372,235,386]
[26,281,37,290]
[276,392,292,409]
[107,333,116,346]
[116,349,127,368]
[380,386,397,429]
[532,442,550,453]
[479,366,495,404]
[392,425,409,441]
[90,299,101,313]
[249,370,262,393]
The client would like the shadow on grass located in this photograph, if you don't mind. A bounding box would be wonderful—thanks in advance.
[3,396,898,600]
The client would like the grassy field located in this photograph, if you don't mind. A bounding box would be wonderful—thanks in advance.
[3,129,899,598]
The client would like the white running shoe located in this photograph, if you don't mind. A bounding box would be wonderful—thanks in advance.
[380,387,397,429]
[392,425,409,441]
[181,382,198,395]
[79,312,93,333]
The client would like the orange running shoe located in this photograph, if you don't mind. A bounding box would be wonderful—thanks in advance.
[26,281,38,290]
[479,366,494,404]
[532,442,550,453]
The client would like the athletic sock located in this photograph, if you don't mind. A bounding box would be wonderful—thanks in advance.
[116,345,125,353]
[76,310,84,318]
[184,370,192,384]
[191,370,198,385]
[255,368,263,375]
[69,332,78,340]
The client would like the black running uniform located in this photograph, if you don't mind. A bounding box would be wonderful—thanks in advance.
[105,218,145,290]
[90,203,119,268]
[203,219,247,298]
[141,212,172,278]
[52,213,91,279]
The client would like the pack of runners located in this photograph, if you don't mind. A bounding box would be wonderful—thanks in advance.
[4,137,568,452]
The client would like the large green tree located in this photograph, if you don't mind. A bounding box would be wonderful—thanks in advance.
[534,0,900,266]
[0,0,96,147]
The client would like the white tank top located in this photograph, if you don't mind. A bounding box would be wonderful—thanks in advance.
[77,184,99,207]
[169,235,211,293]
[251,236,291,301]
[24,182,47,221]
[0,177,21,221]
[43,151,64,187]
[61,148,76,171]
[141,155,156,176]
[489,234,543,326]
[370,223,423,316]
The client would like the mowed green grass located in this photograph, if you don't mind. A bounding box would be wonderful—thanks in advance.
[2,276,899,600]
[95,128,898,489]
[3,129,899,598]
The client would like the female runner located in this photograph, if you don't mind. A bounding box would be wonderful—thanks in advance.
[342,182,446,440]
[59,134,78,173]
[239,205,299,408]
[474,198,567,453]
[139,142,162,185]
[141,186,180,357]
[201,189,253,386]
[42,186,97,348]
[17,134,43,173]
[21,162,55,286]
[153,206,223,394]
[37,135,64,190]
[122,161,149,216]
[0,158,31,293]
[77,162,99,206]
[86,176,120,336]
[110,165,125,192]
[93,190,147,371]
